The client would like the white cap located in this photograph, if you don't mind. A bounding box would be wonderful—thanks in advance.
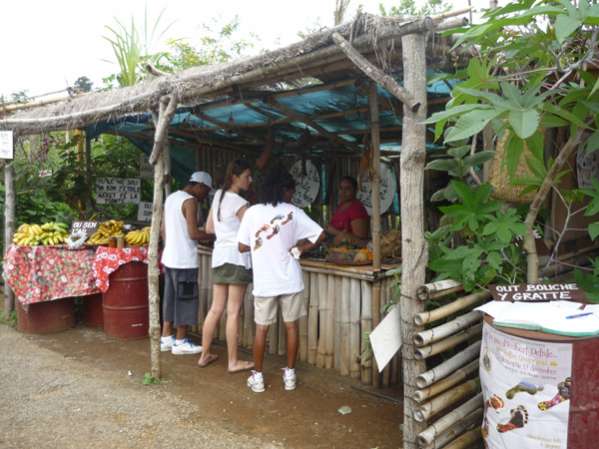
[189,171,213,190]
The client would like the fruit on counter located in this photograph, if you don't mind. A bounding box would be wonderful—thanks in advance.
[12,222,69,246]
[125,227,151,246]
[352,248,373,264]
[87,220,125,245]
[381,229,401,259]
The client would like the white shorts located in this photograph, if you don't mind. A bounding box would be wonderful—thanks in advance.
[253,292,306,326]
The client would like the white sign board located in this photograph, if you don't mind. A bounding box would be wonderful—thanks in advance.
[0,131,14,159]
[480,322,572,449]
[96,177,141,204]
[369,304,402,372]
[137,201,153,222]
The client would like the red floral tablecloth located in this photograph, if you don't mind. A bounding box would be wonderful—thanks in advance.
[93,246,149,293]
[3,245,99,305]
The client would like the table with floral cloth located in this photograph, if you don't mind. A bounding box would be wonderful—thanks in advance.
[92,246,149,293]
[3,245,99,305]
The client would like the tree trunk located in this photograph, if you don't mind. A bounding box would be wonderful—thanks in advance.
[3,161,15,315]
[400,32,428,449]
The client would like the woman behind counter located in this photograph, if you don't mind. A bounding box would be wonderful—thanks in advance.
[326,176,369,246]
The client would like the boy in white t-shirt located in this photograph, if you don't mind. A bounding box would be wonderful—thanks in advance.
[238,168,324,392]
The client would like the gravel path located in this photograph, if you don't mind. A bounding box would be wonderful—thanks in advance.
[0,324,282,449]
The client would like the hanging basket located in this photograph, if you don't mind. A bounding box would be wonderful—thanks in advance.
[488,131,537,204]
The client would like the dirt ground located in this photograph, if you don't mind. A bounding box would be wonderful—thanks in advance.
[0,320,403,449]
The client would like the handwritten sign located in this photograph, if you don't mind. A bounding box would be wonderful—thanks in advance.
[96,177,141,204]
[490,283,587,302]
[0,131,14,159]
[71,221,99,238]
[357,162,397,215]
[137,201,153,222]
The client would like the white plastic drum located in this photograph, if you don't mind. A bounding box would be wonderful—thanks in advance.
[290,159,320,208]
[357,162,397,215]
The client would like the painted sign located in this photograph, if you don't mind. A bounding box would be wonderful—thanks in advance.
[137,201,153,222]
[71,221,99,238]
[0,131,14,159]
[290,159,320,208]
[95,177,141,204]
[490,283,586,302]
[357,162,397,215]
[481,322,572,449]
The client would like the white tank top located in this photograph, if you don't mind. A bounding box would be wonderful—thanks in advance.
[161,190,199,269]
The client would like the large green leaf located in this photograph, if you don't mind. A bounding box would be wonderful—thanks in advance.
[445,109,503,143]
[424,104,488,124]
[585,130,599,154]
[426,159,457,172]
[589,222,599,241]
[509,109,540,139]
[555,14,582,43]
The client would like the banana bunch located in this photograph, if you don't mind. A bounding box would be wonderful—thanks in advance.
[13,222,69,246]
[87,220,125,245]
[125,226,151,246]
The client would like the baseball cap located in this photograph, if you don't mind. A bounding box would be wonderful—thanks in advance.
[189,171,213,190]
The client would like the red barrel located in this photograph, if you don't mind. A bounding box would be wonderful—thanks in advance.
[16,297,75,334]
[82,293,104,329]
[102,262,148,339]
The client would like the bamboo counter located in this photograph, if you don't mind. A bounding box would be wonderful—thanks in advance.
[196,245,402,387]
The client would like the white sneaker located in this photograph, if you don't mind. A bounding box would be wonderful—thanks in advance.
[282,368,296,391]
[160,336,175,352]
[247,370,265,393]
[171,339,202,355]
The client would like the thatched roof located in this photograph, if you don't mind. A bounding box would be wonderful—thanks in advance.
[1,12,466,135]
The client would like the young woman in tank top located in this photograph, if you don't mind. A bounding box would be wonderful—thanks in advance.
[198,159,254,372]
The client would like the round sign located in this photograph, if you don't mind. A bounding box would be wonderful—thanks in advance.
[357,163,397,215]
[290,160,320,208]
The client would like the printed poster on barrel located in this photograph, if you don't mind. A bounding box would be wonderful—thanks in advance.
[480,322,572,449]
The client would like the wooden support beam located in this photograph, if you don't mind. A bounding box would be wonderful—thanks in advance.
[149,95,178,165]
[3,159,15,315]
[267,98,361,152]
[332,32,420,112]
[192,111,265,144]
[147,111,166,379]
[400,32,429,449]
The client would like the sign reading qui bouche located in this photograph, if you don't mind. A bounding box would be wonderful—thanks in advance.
[490,283,587,302]
[95,177,141,204]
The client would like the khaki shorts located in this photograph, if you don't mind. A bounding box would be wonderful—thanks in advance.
[254,292,306,326]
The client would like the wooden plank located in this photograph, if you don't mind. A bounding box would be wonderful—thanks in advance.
[307,272,319,365]
[299,272,310,362]
[339,277,351,376]
[325,275,336,369]
[360,280,373,385]
[316,273,328,368]
[349,278,362,379]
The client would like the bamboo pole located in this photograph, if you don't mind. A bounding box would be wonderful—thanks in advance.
[417,393,483,447]
[420,408,483,449]
[415,323,482,360]
[442,427,481,449]
[400,32,429,449]
[414,311,482,347]
[360,280,373,385]
[414,378,480,422]
[413,359,479,403]
[316,273,328,368]
[3,160,15,315]
[147,110,167,379]
[340,277,351,376]
[325,275,337,369]
[414,291,488,326]
[416,279,463,301]
[308,272,319,365]
[416,341,481,389]
[381,280,391,387]
[350,278,362,379]
[299,272,310,362]
[334,276,343,370]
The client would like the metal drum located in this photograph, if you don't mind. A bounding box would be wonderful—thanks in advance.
[16,297,75,334]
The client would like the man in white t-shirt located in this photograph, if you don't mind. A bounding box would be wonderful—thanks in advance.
[160,171,214,355]
[238,168,324,392]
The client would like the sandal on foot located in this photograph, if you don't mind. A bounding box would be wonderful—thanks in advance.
[198,353,219,367]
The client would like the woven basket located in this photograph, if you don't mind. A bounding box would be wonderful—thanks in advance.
[488,131,537,204]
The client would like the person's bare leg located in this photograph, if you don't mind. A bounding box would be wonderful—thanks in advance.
[162,321,173,337]
[285,321,299,369]
[253,325,269,372]
[175,326,187,340]
[226,284,254,372]
[198,284,227,366]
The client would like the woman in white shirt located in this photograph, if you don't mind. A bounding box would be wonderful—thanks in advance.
[198,159,254,372]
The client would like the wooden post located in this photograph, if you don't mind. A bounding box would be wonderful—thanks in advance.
[147,97,177,379]
[369,82,383,388]
[163,142,171,197]
[3,160,15,315]
[400,32,429,449]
